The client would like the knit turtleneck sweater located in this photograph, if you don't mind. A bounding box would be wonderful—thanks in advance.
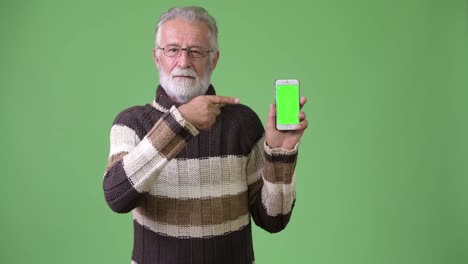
[103,85,298,264]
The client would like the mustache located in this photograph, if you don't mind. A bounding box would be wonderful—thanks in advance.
[170,68,197,79]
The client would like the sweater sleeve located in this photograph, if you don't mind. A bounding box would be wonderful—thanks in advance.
[102,105,199,213]
[247,136,298,233]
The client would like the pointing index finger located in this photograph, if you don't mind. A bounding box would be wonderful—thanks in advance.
[207,95,240,105]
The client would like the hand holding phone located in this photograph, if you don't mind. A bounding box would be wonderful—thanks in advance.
[275,79,300,130]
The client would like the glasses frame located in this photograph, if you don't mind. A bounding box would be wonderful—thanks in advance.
[157,45,214,58]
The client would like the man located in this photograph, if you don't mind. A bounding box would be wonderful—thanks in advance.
[103,6,308,264]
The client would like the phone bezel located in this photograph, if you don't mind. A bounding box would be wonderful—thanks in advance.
[274,79,300,130]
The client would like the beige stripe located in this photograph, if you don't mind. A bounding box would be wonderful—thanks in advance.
[261,175,296,216]
[122,137,169,193]
[152,100,169,113]
[169,105,199,136]
[137,191,248,226]
[133,209,250,238]
[149,156,248,199]
[263,174,295,197]
[263,159,296,184]
[264,140,299,155]
[246,138,265,185]
[109,125,140,157]
[122,137,158,175]
[104,151,128,174]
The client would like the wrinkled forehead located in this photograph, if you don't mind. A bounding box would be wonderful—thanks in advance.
[159,19,212,47]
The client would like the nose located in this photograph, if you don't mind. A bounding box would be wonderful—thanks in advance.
[177,50,191,69]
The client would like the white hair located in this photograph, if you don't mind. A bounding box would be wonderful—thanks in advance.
[159,61,213,103]
[155,6,219,57]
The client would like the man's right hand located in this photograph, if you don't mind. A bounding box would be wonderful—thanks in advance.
[178,95,240,130]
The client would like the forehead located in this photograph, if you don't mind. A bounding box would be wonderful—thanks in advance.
[159,19,211,46]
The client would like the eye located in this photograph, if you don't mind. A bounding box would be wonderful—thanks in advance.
[164,46,180,56]
[190,50,203,57]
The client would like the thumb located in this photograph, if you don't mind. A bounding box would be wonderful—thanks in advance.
[266,104,276,130]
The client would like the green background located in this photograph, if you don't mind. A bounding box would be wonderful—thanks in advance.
[1,0,467,263]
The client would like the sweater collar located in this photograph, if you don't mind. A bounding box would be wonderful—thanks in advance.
[152,84,217,112]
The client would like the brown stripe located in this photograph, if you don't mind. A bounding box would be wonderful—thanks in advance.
[104,151,128,174]
[146,118,187,160]
[159,134,186,160]
[138,192,249,226]
[262,159,296,184]
[147,118,176,151]
[264,151,297,163]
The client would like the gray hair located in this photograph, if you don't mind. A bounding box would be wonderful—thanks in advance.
[155,6,219,52]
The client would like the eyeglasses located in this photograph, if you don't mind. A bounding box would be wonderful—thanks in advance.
[158,45,213,58]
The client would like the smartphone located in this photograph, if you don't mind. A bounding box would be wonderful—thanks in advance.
[275,79,300,130]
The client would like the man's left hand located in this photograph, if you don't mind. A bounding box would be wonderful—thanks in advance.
[265,96,308,150]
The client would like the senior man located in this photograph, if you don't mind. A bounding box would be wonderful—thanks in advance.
[103,6,308,264]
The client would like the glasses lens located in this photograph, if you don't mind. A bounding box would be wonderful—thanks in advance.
[164,46,180,57]
[189,48,205,58]
[161,46,210,58]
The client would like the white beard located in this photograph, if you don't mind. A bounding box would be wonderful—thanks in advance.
[159,66,212,103]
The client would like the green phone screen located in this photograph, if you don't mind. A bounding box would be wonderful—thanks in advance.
[276,84,300,125]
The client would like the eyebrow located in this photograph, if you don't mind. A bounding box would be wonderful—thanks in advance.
[163,43,180,47]
[163,43,206,49]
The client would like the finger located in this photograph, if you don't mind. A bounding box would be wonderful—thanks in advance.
[211,105,221,116]
[206,95,240,105]
[266,104,276,130]
[269,103,276,119]
[296,119,308,131]
[298,111,306,121]
[300,96,307,109]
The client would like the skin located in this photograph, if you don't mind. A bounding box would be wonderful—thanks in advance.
[153,19,218,85]
[153,19,308,150]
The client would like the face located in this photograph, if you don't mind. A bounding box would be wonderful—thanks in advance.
[153,19,219,103]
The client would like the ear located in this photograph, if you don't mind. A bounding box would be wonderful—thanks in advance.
[210,51,220,71]
[153,48,160,70]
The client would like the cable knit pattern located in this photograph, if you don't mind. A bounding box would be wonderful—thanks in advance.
[103,85,298,264]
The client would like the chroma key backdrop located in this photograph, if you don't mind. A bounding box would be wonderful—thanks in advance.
[1,0,467,263]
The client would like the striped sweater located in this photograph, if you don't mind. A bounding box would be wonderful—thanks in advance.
[103,85,298,264]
